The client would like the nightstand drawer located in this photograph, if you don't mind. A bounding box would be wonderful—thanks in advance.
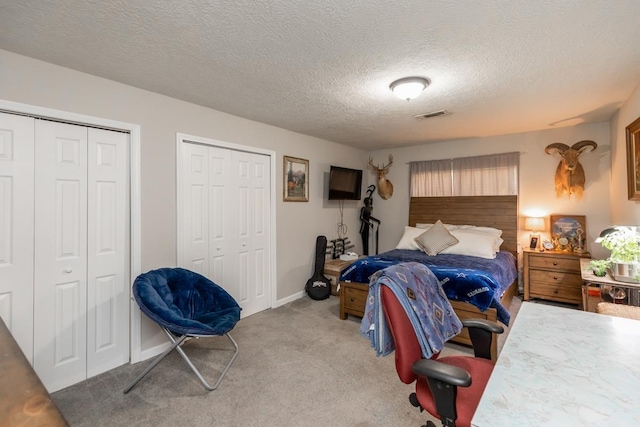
[529,270,583,287]
[529,281,582,303]
[529,255,580,272]
[344,286,367,312]
[340,281,369,319]
[523,249,590,305]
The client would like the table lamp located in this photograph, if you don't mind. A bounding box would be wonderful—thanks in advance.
[525,217,544,249]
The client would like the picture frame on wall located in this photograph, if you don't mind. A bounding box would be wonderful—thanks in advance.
[550,214,587,252]
[283,155,309,202]
[626,116,640,201]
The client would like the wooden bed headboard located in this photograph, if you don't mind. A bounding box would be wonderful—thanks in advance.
[408,196,518,255]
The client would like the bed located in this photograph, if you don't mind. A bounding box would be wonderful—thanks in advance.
[339,195,519,359]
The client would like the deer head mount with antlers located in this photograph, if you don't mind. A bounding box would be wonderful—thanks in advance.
[544,140,597,198]
[368,155,394,200]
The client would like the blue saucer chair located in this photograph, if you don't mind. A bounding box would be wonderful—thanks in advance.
[123,268,241,393]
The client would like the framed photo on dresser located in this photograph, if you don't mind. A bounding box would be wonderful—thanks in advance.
[550,215,586,252]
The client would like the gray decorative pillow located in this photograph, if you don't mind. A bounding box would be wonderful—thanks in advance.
[414,220,459,256]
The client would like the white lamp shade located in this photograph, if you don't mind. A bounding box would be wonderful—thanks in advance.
[524,217,544,232]
[389,77,430,101]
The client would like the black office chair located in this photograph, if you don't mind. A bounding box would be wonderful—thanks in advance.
[380,285,503,427]
[123,268,241,393]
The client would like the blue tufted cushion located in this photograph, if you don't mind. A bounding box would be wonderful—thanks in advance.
[133,268,241,336]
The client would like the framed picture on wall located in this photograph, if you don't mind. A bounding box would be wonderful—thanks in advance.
[550,214,587,252]
[283,156,309,202]
[626,116,640,201]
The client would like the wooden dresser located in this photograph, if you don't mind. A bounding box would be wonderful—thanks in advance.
[523,249,590,305]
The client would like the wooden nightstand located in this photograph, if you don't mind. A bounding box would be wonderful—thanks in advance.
[523,248,590,305]
[323,257,361,296]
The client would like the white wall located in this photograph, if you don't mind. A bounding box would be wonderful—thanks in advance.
[369,122,612,259]
[610,82,640,226]
[0,49,366,352]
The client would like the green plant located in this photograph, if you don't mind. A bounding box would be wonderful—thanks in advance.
[588,259,611,277]
[595,226,640,263]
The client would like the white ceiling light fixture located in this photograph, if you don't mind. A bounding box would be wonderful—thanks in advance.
[389,77,430,101]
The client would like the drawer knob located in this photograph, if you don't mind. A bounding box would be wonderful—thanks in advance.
[554,289,559,294]
[350,298,355,302]
[553,262,558,266]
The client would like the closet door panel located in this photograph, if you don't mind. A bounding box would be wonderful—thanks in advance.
[231,151,251,306]
[0,112,34,362]
[208,146,233,288]
[250,154,270,304]
[86,128,129,378]
[231,151,271,317]
[34,120,88,392]
[182,143,210,275]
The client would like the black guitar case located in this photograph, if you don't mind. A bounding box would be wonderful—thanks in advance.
[305,235,332,300]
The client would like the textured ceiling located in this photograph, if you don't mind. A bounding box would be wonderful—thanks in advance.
[1,1,640,149]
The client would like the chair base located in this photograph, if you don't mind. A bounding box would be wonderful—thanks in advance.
[123,329,239,393]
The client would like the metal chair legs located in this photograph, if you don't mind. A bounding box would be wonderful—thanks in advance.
[174,332,239,391]
[123,329,239,393]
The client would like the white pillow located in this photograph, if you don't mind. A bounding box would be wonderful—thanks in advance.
[414,221,459,256]
[454,225,503,237]
[415,222,459,231]
[395,226,428,250]
[440,228,503,259]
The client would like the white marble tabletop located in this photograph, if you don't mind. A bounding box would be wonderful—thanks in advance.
[471,302,640,427]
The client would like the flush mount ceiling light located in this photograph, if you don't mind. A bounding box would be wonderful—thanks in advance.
[389,77,430,101]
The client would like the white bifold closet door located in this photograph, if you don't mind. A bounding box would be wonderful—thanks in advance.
[33,120,130,392]
[182,143,271,318]
[0,113,35,363]
[0,113,129,393]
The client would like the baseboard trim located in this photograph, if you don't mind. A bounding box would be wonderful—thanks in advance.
[274,291,304,308]
[139,341,171,362]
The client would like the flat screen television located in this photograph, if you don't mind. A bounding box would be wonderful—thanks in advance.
[328,166,363,200]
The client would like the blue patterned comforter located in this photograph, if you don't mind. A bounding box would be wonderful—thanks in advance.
[360,262,463,358]
[341,249,517,325]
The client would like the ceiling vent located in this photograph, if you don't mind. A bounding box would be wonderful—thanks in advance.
[413,110,449,120]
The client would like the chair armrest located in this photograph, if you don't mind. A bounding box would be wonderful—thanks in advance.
[462,319,503,360]
[412,359,471,387]
[462,319,504,334]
